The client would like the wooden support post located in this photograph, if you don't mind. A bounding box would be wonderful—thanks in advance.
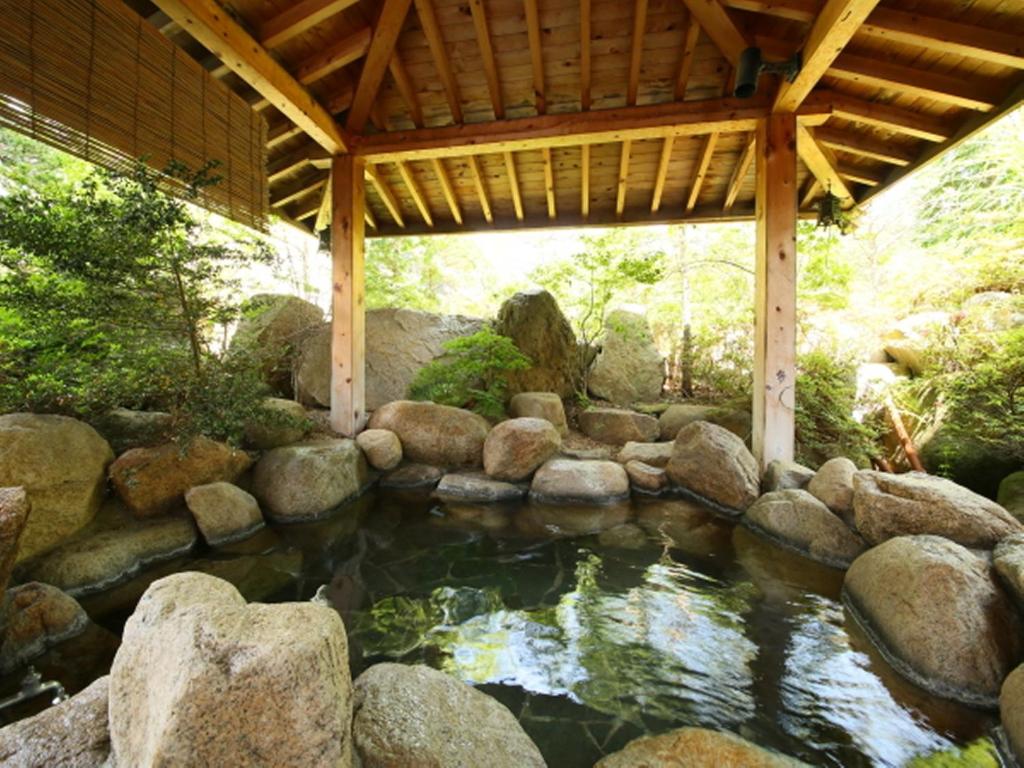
[330,155,367,436]
[753,113,797,469]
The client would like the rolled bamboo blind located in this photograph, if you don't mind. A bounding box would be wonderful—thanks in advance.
[0,0,268,231]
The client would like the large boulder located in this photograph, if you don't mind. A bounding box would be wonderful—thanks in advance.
[20,509,197,596]
[484,418,561,481]
[1001,664,1024,765]
[109,573,352,768]
[495,289,580,397]
[658,404,717,441]
[0,488,29,595]
[230,293,324,394]
[109,437,252,518]
[352,663,544,768]
[295,309,483,410]
[90,408,172,454]
[761,460,814,493]
[844,535,1022,707]
[0,414,114,562]
[380,463,443,490]
[0,675,110,767]
[368,401,489,468]
[244,397,309,450]
[994,533,1024,607]
[0,582,89,672]
[625,460,667,493]
[666,422,760,512]
[578,408,659,445]
[807,457,857,522]
[252,439,368,522]
[999,471,1024,522]
[434,472,526,503]
[508,392,568,435]
[617,441,673,468]
[355,429,403,471]
[184,482,264,546]
[745,489,866,568]
[852,470,1022,548]
[588,309,664,406]
[881,311,949,376]
[596,727,807,767]
[530,459,629,503]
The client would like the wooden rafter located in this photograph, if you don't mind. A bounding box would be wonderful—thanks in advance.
[650,136,674,212]
[542,148,556,219]
[627,0,649,106]
[580,0,592,111]
[678,0,748,64]
[616,141,632,217]
[268,144,327,183]
[365,207,378,230]
[674,14,701,101]
[505,152,525,221]
[432,159,463,224]
[325,83,356,115]
[396,161,434,226]
[796,122,852,200]
[151,0,347,153]
[354,96,799,161]
[813,126,914,166]
[524,0,546,114]
[413,0,463,122]
[838,164,883,187]
[268,123,303,149]
[294,27,371,86]
[467,156,494,223]
[346,0,413,132]
[801,92,948,142]
[723,0,1024,69]
[686,133,718,212]
[723,132,755,211]
[388,53,425,127]
[365,164,406,227]
[828,53,1002,112]
[469,0,504,119]
[581,145,591,219]
[774,0,880,113]
[272,177,327,208]
[259,0,358,48]
[800,178,821,210]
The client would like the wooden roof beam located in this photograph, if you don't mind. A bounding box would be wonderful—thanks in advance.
[504,153,525,221]
[774,0,880,113]
[800,91,949,142]
[627,0,650,106]
[796,122,852,200]
[396,161,434,227]
[678,0,748,65]
[524,0,546,114]
[723,0,1024,69]
[616,141,632,217]
[580,0,592,110]
[259,0,359,48]
[347,0,413,133]
[542,148,556,220]
[467,156,494,223]
[272,177,328,208]
[413,0,464,122]
[469,0,504,119]
[581,145,591,219]
[268,123,304,149]
[432,159,463,224]
[838,164,883,187]
[650,136,674,213]
[152,0,348,153]
[723,131,755,210]
[295,27,372,85]
[268,145,329,183]
[674,14,701,101]
[686,133,718,212]
[388,53,425,128]
[828,52,1003,112]
[813,126,914,165]
[365,165,407,227]
[354,96,793,161]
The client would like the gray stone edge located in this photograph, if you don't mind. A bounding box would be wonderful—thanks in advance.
[741,518,854,571]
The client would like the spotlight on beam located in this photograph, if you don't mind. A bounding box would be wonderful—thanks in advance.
[734,47,802,98]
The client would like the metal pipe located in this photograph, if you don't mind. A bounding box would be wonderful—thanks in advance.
[0,667,68,713]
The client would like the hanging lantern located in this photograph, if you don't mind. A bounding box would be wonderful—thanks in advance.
[816,191,850,235]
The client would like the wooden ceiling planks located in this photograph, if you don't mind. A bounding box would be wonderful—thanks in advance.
[131,0,1024,236]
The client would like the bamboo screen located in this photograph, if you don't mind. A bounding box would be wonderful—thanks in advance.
[0,0,268,230]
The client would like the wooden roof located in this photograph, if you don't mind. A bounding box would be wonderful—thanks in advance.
[129,0,1024,236]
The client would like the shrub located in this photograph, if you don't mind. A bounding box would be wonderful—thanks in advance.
[409,328,531,420]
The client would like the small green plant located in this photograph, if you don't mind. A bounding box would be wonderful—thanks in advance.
[409,328,531,420]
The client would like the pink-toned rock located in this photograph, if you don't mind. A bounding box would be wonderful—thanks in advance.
[368,401,489,467]
[484,418,561,481]
[356,429,403,471]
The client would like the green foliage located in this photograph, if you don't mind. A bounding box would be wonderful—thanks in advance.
[905,738,1000,768]
[0,156,274,444]
[409,328,531,420]
[795,349,880,468]
[797,221,855,311]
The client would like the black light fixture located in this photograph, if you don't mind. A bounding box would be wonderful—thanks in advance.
[734,47,802,98]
